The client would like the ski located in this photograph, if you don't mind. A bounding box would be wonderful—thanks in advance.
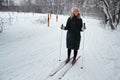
[55,56,80,80]
[49,56,74,77]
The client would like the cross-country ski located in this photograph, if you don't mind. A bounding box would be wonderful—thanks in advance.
[0,0,120,80]
[56,56,81,80]
[49,56,74,77]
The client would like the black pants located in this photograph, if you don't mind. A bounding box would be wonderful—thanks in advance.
[67,49,78,60]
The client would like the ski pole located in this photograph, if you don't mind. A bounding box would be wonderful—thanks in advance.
[81,23,86,69]
[59,29,63,61]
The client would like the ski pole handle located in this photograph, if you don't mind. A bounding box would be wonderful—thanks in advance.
[61,24,64,30]
[83,23,86,29]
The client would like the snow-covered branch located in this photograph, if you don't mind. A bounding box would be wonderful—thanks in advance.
[101,0,115,29]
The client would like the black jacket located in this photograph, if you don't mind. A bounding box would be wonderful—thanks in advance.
[64,16,83,50]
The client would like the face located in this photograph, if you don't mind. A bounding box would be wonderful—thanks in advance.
[73,9,79,16]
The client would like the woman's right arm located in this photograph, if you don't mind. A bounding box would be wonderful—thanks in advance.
[64,18,70,30]
[61,18,70,30]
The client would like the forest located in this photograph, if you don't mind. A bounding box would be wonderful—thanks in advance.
[0,0,120,29]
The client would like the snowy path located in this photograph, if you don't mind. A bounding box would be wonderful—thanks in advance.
[0,12,120,80]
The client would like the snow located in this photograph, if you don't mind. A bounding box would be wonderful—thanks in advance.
[0,12,120,80]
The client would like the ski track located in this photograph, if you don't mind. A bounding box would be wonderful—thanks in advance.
[0,12,120,80]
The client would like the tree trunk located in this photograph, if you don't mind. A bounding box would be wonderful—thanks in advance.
[102,0,115,30]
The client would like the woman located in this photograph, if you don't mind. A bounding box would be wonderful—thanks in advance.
[61,7,85,65]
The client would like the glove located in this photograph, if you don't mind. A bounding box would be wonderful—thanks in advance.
[61,24,64,30]
[82,23,86,31]
[83,23,86,29]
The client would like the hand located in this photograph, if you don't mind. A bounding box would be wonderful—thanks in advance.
[83,23,86,29]
[61,24,64,30]
[81,23,86,31]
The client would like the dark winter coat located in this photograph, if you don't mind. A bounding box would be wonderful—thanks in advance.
[64,16,83,50]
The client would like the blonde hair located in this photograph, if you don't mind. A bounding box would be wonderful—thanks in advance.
[70,7,80,19]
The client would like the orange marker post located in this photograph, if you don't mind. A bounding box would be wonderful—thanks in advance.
[48,14,50,27]
[49,13,52,19]
[56,14,58,22]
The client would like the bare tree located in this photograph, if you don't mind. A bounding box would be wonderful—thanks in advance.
[0,18,4,33]
[101,0,120,29]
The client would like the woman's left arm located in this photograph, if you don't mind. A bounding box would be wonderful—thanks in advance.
[80,19,86,31]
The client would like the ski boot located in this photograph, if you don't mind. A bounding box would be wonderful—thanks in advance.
[72,59,76,65]
[65,58,70,64]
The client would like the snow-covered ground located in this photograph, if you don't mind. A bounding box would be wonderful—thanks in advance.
[0,12,120,80]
